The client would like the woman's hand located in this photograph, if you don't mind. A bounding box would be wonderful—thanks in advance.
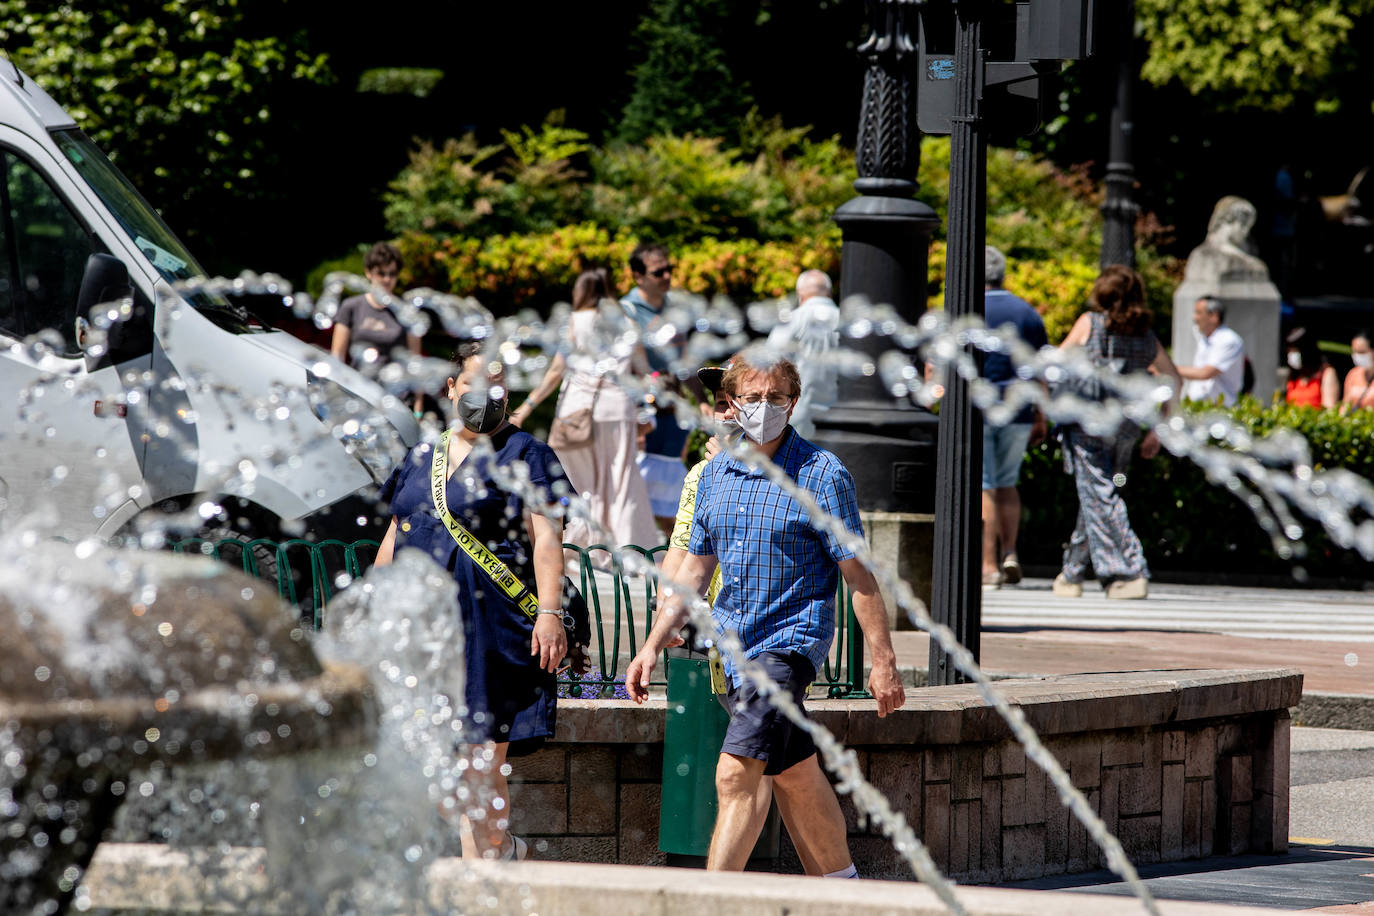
[1140,429,1162,460]
[532,613,567,674]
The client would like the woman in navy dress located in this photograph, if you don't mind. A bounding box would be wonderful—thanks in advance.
[375,343,571,860]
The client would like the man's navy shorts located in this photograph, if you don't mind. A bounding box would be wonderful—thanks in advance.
[716,650,817,776]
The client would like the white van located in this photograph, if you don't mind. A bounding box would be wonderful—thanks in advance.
[0,65,419,543]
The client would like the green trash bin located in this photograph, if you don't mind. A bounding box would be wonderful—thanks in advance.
[658,648,780,864]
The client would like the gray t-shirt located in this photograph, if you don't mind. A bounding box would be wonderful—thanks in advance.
[337,294,406,362]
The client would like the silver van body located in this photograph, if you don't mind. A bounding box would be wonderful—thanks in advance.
[0,66,418,540]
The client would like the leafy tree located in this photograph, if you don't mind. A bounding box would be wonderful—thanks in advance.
[0,0,331,267]
[1136,0,1374,113]
[618,0,755,144]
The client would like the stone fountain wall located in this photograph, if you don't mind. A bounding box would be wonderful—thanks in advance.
[508,669,1299,882]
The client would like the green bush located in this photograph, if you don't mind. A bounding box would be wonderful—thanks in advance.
[1019,398,1374,583]
[356,114,1181,322]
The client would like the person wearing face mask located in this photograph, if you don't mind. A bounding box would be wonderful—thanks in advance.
[374,341,576,862]
[1341,330,1374,411]
[1284,327,1339,409]
[1177,296,1246,406]
[626,349,905,878]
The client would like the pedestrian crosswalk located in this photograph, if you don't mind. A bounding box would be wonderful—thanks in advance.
[981,578,1374,642]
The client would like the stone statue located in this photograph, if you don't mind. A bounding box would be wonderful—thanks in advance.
[1182,196,1272,286]
[1172,195,1282,402]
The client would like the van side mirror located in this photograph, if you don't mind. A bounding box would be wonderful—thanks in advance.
[77,253,152,367]
[76,253,133,321]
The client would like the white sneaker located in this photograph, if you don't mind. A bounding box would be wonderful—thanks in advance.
[501,835,529,861]
[1001,554,1023,585]
[1052,574,1083,598]
[1106,577,1148,600]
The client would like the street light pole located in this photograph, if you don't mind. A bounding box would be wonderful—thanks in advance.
[928,0,987,685]
[1099,0,1138,268]
[818,0,940,515]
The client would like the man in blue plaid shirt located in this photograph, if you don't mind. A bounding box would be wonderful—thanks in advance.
[628,350,905,877]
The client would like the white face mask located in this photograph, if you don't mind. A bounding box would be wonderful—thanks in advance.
[1354,352,1373,370]
[1287,351,1303,371]
[731,398,792,444]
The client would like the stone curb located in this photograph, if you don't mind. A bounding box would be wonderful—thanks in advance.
[1293,691,1374,731]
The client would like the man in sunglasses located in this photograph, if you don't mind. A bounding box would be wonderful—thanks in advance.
[621,242,676,348]
[621,242,701,536]
[627,348,905,878]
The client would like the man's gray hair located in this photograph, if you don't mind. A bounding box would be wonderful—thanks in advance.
[795,269,832,301]
[985,246,1007,287]
[1197,294,1226,323]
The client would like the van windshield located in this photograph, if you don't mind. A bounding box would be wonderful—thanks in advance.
[51,129,255,333]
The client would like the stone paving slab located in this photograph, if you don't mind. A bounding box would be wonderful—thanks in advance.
[891,627,1370,697]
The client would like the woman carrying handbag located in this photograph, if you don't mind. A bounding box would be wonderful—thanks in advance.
[512,269,661,558]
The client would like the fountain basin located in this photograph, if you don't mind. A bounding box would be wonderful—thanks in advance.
[509,668,1300,880]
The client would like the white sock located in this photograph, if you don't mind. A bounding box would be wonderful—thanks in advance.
[824,863,858,879]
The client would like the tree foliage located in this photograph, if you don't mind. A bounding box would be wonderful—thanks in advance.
[0,0,331,207]
[618,0,755,144]
[1137,0,1374,112]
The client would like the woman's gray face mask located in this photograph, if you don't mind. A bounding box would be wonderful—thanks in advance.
[457,387,507,434]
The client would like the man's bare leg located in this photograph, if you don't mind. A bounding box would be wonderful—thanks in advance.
[772,777,823,875]
[706,752,771,870]
[981,489,1001,577]
[771,753,852,875]
[995,485,1021,561]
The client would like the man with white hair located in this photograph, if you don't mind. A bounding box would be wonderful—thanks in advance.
[981,246,1047,588]
[766,269,840,437]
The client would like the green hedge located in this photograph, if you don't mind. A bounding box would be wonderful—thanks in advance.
[1018,398,1374,583]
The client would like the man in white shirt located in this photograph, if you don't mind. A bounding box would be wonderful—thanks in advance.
[766,269,839,438]
[1178,295,1246,405]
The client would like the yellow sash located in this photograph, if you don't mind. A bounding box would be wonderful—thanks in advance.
[430,429,540,622]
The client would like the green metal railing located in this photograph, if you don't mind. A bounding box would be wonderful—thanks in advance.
[169,537,868,698]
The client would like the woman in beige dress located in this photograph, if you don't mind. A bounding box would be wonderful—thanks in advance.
[511,269,661,555]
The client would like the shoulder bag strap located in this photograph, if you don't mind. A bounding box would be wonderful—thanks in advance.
[431,429,540,622]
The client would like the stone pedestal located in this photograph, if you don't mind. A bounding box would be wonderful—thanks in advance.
[1172,197,1283,405]
[861,510,934,632]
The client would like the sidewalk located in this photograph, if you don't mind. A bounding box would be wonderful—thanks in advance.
[888,577,1374,727]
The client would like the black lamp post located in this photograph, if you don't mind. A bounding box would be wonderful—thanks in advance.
[814,0,940,515]
[1099,0,1138,268]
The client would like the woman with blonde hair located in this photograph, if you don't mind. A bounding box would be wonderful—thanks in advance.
[1053,265,1181,601]
[512,269,660,554]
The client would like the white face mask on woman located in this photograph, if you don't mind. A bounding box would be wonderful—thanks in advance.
[731,398,793,444]
[1287,351,1303,371]
[1354,352,1373,370]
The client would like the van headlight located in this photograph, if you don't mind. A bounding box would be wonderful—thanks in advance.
[306,370,407,483]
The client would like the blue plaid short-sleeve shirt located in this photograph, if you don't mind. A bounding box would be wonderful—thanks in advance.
[688,427,865,683]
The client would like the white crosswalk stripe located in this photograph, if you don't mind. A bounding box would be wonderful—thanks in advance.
[982,578,1374,642]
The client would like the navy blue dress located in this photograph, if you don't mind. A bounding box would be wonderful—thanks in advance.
[380,425,573,755]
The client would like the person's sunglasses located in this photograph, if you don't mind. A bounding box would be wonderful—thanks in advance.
[649,265,674,278]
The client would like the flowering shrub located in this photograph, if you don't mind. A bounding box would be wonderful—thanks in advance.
[320,113,1182,328]
[558,668,632,700]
